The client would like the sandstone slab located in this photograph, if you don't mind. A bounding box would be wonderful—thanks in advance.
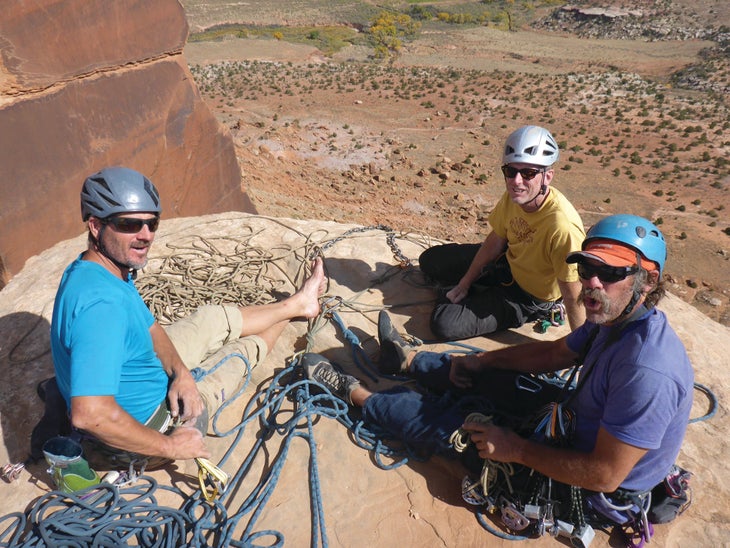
[0,213,726,546]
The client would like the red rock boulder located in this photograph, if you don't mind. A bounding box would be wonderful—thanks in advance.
[0,0,253,287]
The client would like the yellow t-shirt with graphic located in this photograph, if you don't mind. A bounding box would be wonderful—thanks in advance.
[488,187,585,301]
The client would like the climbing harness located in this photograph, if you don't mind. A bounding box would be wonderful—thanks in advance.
[450,398,597,545]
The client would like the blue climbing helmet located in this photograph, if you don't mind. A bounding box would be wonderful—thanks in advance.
[581,214,666,276]
[81,167,161,221]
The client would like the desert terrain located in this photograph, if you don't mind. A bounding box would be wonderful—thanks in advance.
[181,0,730,326]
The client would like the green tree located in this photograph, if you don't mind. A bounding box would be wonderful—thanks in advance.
[369,11,420,59]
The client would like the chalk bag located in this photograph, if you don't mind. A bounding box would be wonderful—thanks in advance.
[42,436,100,493]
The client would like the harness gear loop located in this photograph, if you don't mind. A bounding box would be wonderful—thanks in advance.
[195,457,230,502]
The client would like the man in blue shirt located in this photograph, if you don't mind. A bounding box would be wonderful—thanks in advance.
[51,167,326,464]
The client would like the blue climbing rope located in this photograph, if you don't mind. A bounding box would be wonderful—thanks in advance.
[326,311,380,383]
[0,351,354,547]
[689,382,717,424]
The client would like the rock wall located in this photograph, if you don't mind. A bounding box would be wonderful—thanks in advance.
[0,0,254,288]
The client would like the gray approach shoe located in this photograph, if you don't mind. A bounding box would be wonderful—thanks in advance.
[301,352,360,403]
[377,310,414,375]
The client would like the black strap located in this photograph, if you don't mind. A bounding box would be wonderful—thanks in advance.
[557,326,598,403]
[561,304,650,406]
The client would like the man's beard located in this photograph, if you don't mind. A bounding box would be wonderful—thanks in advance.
[578,287,613,324]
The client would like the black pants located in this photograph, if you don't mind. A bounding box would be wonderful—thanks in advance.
[419,243,554,340]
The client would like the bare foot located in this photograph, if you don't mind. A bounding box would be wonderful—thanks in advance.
[296,257,326,318]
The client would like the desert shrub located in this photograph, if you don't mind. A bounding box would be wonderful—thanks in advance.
[408,5,435,21]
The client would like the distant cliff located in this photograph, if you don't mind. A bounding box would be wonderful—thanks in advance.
[0,0,254,288]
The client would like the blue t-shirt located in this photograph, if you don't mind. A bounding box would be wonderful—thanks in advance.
[565,308,694,491]
[50,256,168,424]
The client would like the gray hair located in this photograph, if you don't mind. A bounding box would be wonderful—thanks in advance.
[633,267,665,308]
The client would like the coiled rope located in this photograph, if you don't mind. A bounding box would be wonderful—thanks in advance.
[0,352,358,547]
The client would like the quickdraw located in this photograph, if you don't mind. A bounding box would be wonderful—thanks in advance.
[195,457,230,502]
[449,401,601,546]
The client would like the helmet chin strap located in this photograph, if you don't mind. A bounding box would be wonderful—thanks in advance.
[523,175,548,210]
[93,225,137,280]
[618,289,642,320]
[614,252,649,323]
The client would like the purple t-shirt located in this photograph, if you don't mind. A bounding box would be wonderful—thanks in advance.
[566,308,694,492]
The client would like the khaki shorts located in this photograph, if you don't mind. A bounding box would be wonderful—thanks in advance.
[164,304,268,424]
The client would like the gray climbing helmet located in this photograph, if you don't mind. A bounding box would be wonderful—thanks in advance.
[502,125,560,167]
[80,167,161,221]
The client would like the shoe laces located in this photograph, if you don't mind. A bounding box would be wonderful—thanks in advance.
[315,364,347,392]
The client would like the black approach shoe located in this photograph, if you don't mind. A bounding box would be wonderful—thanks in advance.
[301,353,360,403]
[377,310,414,375]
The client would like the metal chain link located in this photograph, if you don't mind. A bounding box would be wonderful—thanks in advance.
[314,224,413,268]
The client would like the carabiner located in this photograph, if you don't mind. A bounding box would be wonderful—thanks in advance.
[515,374,543,394]
[195,457,229,503]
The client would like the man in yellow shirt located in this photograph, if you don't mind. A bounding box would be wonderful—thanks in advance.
[419,125,586,341]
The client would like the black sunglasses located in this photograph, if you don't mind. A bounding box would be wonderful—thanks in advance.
[103,216,160,234]
[578,262,638,284]
[500,165,544,181]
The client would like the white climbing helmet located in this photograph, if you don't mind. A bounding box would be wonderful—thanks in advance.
[502,125,560,167]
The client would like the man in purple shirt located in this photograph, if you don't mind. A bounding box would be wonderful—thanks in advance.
[302,214,693,539]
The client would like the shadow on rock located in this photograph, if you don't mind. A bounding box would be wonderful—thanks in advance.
[0,311,54,464]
